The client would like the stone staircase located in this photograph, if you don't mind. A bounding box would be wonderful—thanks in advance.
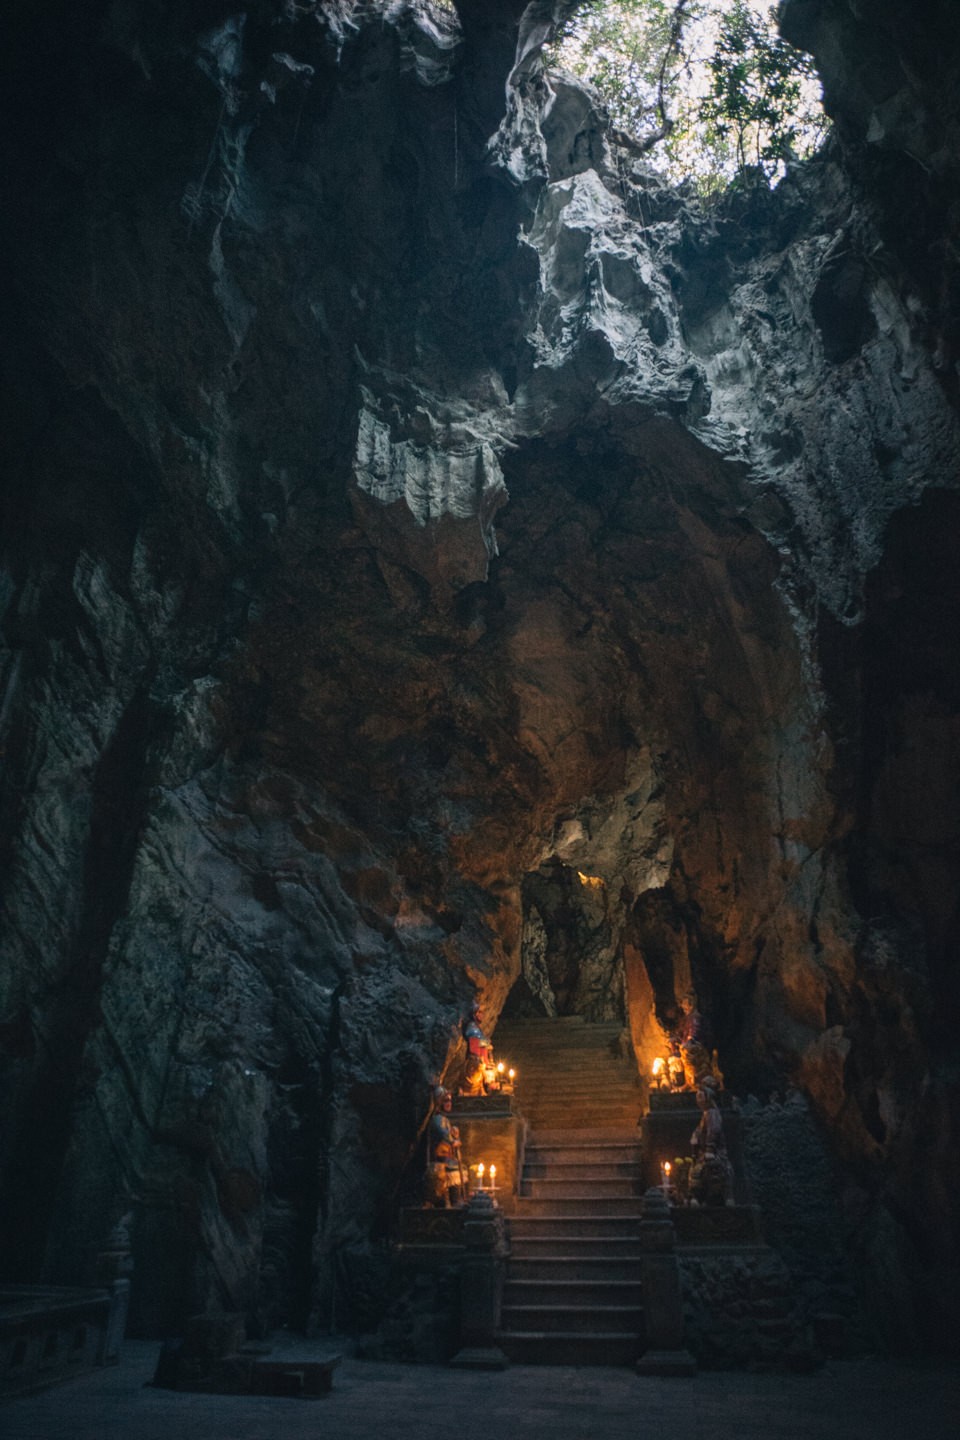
[493,1018,644,1365]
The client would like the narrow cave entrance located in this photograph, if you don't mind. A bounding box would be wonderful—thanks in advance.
[502,858,626,1022]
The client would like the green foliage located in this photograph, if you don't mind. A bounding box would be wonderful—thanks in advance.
[700,0,827,171]
[548,0,829,191]
[552,0,692,136]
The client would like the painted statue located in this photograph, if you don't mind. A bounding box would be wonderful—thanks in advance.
[427,1086,464,1207]
[690,1079,732,1205]
[460,1053,485,1097]
[665,1041,686,1090]
[674,992,720,1090]
[464,1002,497,1091]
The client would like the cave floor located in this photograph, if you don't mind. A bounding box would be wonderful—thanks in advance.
[2,1341,955,1440]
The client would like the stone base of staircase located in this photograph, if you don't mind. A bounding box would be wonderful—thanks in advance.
[449,1344,510,1370]
[636,1347,697,1377]
[499,1331,641,1366]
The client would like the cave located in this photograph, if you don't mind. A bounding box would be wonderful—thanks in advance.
[1,0,958,1394]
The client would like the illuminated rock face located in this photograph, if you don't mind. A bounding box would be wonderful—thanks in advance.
[0,1,957,1349]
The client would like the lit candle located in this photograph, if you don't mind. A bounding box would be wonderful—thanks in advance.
[661,1160,672,1191]
[477,1162,485,1188]
[652,1057,665,1090]
[497,1062,504,1074]
[489,1164,497,1190]
[508,1069,515,1081]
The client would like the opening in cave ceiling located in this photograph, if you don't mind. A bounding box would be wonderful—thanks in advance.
[549,0,830,189]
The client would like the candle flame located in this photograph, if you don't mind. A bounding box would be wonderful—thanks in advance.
[508,1068,515,1079]
[663,1161,672,1175]
[490,1165,496,1181]
[478,1162,485,1177]
[497,1062,504,1072]
[652,1057,665,1075]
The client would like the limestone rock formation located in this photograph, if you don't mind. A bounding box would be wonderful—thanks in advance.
[0,0,957,1353]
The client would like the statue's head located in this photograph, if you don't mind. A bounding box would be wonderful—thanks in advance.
[680,991,696,1015]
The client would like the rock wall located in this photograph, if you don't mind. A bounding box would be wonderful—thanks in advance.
[0,0,957,1350]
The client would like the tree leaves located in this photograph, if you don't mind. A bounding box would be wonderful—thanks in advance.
[548,0,829,191]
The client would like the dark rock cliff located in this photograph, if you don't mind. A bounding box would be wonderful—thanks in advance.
[0,0,957,1351]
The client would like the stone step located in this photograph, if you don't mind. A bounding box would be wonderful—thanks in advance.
[520,1178,641,1200]
[514,1054,637,1067]
[517,1084,640,1098]
[517,1090,638,1101]
[527,1129,640,1145]
[508,1232,643,1256]
[513,1052,636,1064]
[498,1043,628,1052]
[521,1122,640,1136]
[522,1099,638,1112]
[504,1279,644,1307]
[511,1062,634,1073]
[497,1017,624,1026]
[520,1077,636,1085]
[518,1111,639,1123]
[518,1094,640,1107]
[520,1099,639,1111]
[516,1083,638,1095]
[519,1084,639,1096]
[518,1092,635,1100]
[500,1304,644,1336]
[520,1123,640,1136]
[503,1058,633,1072]
[509,1216,640,1240]
[513,1196,641,1219]
[522,1161,637,1181]
[514,1048,635,1059]
[523,1158,640,1174]
[497,1331,640,1366]
[509,1069,636,1082]
[501,1057,630,1065]
[521,1095,639,1105]
[502,1061,636,1078]
[508,1254,643,1281]
[495,1021,623,1038]
[525,1145,640,1166]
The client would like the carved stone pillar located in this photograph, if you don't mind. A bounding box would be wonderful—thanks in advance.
[636,1187,696,1377]
[449,1189,509,1370]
